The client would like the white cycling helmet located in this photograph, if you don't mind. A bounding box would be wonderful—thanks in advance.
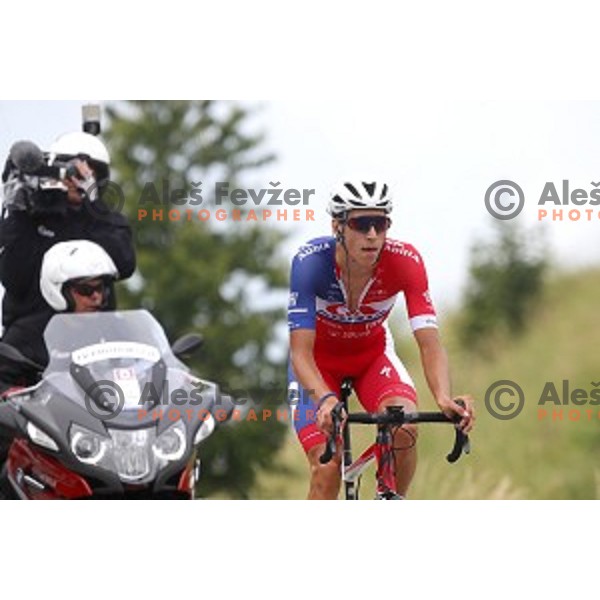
[49,132,110,182]
[40,240,118,311]
[327,180,392,218]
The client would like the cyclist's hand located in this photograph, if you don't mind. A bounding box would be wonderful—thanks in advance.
[438,395,475,433]
[316,396,344,435]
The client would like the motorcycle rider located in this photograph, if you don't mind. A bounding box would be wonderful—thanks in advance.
[0,239,119,391]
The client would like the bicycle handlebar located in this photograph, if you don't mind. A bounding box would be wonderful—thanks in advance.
[319,402,470,465]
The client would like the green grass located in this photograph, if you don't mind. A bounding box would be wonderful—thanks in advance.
[252,267,600,499]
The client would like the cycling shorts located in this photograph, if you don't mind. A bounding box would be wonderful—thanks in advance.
[289,337,417,454]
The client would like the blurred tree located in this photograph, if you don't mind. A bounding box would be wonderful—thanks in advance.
[459,221,548,352]
[103,101,288,498]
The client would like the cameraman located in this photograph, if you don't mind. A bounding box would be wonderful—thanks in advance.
[0,132,136,381]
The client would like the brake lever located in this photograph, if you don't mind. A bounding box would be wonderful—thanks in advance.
[319,402,344,465]
[446,399,471,463]
[319,435,336,464]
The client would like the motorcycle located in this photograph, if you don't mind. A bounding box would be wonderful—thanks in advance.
[0,309,234,499]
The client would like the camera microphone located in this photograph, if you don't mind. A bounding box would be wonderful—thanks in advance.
[8,140,78,181]
[9,140,45,174]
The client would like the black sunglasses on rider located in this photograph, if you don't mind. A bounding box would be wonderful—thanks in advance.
[345,215,391,234]
[68,280,106,297]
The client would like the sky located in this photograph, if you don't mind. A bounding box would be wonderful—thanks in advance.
[1,100,599,319]
[263,100,600,295]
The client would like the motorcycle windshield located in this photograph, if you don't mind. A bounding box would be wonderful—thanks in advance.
[42,310,188,416]
[44,309,173,363]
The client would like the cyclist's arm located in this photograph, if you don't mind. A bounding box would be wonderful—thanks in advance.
[414,328,473,431]
[288,240,342,433]
[397,243,467,420]
[414,327,451,407]
[290,328,340,434]
[289,329,334,404]
[288,243,335,404]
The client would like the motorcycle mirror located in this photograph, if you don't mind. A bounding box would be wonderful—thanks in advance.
[0,342,44,372]
[171,333,204,360]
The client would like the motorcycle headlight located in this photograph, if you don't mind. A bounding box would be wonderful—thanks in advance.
[110,429,152,482]
[70,425,108,464]
[67,421,190,484]
[153,420,186,461]
[27,421,59,452]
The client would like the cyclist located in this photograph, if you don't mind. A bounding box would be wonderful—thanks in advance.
[288,180,474,499]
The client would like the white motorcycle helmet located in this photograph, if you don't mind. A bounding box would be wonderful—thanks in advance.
[327,180,393,218]
[40,240,118,312]
[49,132,110,183]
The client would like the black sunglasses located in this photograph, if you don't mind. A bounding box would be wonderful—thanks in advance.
[345,215,391,234]
[69,281,106,297]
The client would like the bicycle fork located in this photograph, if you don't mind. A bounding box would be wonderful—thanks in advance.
[374,425,401,499]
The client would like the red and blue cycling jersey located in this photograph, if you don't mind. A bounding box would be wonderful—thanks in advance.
[288,236,438,350]
[288,236,439,452]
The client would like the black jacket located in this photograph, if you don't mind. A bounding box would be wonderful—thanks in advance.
[0,198,135,329]
[0,198,136,386]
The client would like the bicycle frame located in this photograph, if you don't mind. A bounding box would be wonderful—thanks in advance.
[338,378,400,499]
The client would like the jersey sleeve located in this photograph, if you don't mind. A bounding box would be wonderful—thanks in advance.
[401,244,438,332]
[288,246,319,331]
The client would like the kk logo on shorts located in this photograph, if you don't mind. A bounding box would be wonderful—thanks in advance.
[380,366,392,378]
